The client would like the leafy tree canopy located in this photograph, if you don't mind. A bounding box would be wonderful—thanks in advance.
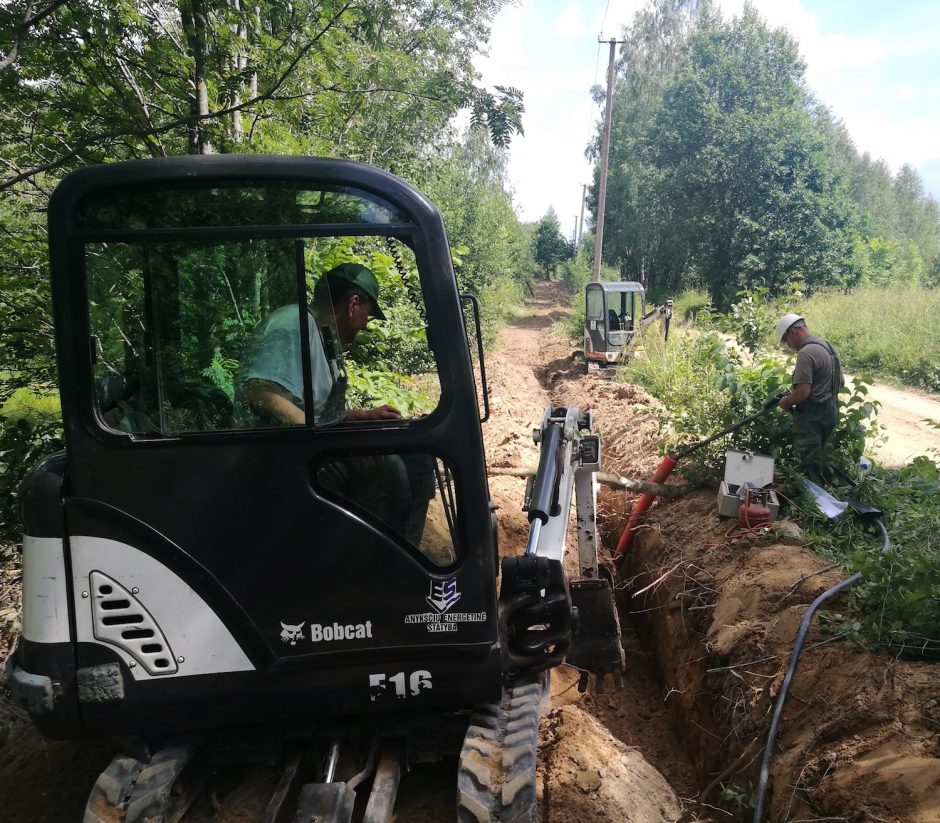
[590,0,940,307]
[532,207,572,277]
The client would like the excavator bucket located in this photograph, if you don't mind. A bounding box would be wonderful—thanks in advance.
[566,568,625,692]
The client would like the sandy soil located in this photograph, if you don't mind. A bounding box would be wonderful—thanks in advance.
[862,380,940,467]
[2,279,938,822]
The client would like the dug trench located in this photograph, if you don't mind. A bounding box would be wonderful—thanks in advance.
[2,280,939,822]
[501,280,940,822]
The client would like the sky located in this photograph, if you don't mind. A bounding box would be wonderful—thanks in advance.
[474,0,940,234]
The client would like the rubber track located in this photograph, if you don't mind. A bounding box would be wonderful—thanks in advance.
[83,743,198,823]
[457,681,542,823]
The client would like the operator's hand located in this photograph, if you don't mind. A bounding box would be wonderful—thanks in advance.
[345,405,402,422]
[778,384,809,413]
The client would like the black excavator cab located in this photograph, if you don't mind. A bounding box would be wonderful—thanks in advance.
[9,157,623,822]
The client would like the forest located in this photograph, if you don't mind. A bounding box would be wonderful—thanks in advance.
[584,0,940,309]
[0,0,535,542]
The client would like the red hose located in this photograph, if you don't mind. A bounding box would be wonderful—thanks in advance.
[613,454,678,561]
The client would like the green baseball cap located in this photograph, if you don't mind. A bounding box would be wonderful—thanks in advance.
[325,263,386,320]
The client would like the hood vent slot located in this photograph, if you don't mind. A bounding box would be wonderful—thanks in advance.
[89,570,178,675]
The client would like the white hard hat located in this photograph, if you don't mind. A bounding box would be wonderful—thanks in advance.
[774,313,804,346]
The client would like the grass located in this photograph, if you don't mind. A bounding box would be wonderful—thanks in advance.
[671,289,713,324]
[798,284,940,392]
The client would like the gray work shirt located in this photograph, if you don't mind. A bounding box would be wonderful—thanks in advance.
[240,305,344,425]
[792,334,842,404]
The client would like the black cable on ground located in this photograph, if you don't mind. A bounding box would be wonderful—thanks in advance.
[752,517,889,822]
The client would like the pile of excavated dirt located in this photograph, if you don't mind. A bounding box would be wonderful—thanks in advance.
[625,496,940,821]
[527,280,940,821]
[537,705,682,823]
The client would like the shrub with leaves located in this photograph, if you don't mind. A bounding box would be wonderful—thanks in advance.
[809,457,940,659]
[622,329,877,485]
[671,289,713,325]
[0,391,64,543]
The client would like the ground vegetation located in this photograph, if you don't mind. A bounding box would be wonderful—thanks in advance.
[795,284,940,392]
[674,282,940,393]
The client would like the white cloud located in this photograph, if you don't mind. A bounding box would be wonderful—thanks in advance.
[717,0,887,79]
[477,1,531,84]
[897,84,916,103]
[554,3,586,40]
[838,107,940,171]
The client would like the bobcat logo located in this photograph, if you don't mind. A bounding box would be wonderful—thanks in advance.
[280,621,305,646]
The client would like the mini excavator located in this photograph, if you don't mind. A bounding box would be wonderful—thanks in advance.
[7,156,624,823]
[583,280,672,369]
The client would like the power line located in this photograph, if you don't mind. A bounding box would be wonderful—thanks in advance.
[592,37,625,282]
[599,0,612,36]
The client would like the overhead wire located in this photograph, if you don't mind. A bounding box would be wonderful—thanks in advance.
[586,0,614,174]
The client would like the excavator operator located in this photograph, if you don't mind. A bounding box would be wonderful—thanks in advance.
[240,263,401,427]
[239,264,432,547]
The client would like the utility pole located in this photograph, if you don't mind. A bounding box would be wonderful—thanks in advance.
[592,37,623,282]
[578,183,587,247]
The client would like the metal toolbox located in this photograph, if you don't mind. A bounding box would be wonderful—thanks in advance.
[717,450,780,520]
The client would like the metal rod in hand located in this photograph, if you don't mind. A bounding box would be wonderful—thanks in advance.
[673,405,774,461]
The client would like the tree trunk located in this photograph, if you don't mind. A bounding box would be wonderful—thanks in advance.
[180,0,212,154]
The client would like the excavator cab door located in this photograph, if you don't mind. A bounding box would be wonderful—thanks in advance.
[584,283,609,363]
[17,157,503,739]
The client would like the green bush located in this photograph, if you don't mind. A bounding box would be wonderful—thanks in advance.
[559,256,591,340]
[622,331,793,483]
[0,390,64,543]
[621,326,876,485]
[478,275,527,347]
[810,457,940,659]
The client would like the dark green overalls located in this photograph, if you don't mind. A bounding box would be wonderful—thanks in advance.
[791,339,841,485]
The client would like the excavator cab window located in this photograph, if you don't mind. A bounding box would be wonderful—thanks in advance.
[586,287,604,324]
[84,186,441,436]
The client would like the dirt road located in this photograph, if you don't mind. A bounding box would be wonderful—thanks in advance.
[864,380,940,466]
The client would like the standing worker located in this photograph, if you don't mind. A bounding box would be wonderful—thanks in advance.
[774,313,844,485]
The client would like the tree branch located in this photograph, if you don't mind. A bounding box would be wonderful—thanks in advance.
[0,0,72,73]
[0,1,36,74]
[0,1,355,189]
